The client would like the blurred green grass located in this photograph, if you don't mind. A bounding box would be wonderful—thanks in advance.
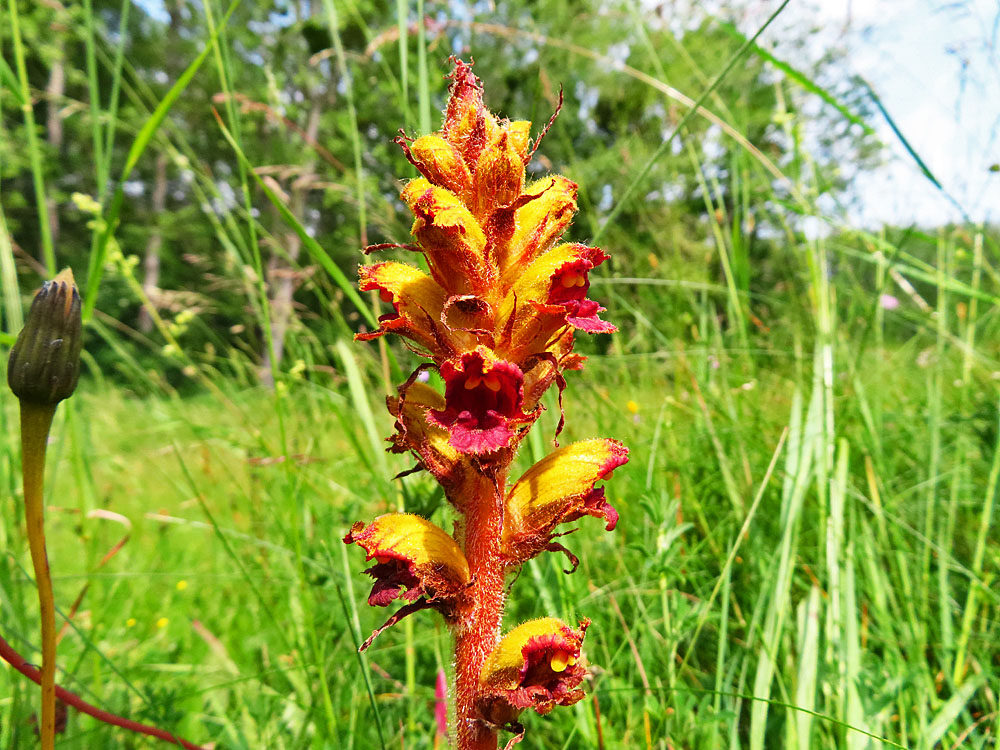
[2,296,998,748]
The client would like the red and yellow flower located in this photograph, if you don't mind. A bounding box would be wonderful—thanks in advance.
[503,439,627,569]
[477,618,590,729]
[346,58,626,750]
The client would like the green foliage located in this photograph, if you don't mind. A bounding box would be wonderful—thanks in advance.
[1,0,998,748]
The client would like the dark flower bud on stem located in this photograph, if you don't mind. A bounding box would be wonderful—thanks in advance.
[7,269,83,405]
[6,268,83,750]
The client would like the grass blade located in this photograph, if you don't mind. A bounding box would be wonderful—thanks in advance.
[718,21,876,136]
[212,111,377,329]
[6,0,56,273]
[82,0,244,322]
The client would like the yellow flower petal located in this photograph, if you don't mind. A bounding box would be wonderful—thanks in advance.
[345,513,470,586]
[358,261,472,356]
[401,179,491,294]
[507,120,532,161]
[408,135,473,199]
[504,243,584,306]
[503,439,627,565]
[500,176,578,282]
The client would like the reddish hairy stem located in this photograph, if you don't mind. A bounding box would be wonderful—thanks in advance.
[0,634,206,750]
[454,468,508,750]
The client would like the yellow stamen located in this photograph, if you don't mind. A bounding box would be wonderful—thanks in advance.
[561,273,580,288]
[465,375,482,390]
[550,651,570,672]
[574,275,587,287]
[483,374,501,392]
[567,655,577,666]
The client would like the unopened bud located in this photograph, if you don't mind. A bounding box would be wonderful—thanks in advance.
[7,269,83,405]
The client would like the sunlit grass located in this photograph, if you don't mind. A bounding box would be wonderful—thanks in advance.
[1,0,998,748]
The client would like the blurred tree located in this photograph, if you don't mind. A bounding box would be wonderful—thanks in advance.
[1,0,883,387]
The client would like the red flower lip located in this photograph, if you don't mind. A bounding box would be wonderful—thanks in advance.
[529,245,616,334]
[427,348,532,454]
[546,248,606,304]
[563,299,616,333]
[364,555,424,606]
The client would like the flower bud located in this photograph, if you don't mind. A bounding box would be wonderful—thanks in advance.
[7,269,83,405]
[472,131,525,215]
[408,135,473,199]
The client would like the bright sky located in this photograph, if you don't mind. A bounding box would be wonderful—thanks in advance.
[788,0,999,227]
[135,0,996,228]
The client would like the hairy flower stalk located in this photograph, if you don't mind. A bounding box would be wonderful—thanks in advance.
[346,59,627,750]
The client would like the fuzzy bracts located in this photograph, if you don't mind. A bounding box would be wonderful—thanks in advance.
[345,58,627,750]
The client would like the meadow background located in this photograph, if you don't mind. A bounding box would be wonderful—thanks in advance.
[1,1,999,748]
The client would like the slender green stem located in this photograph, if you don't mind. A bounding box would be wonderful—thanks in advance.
[396,0,410,127]
[6,0,56,273]
[416,0,431,133]
[82,0,105,184]
[19,401,58,750]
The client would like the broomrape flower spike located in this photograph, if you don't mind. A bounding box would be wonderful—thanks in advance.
[346,58,628,750]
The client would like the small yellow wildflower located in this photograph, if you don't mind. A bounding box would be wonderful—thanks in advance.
[156,617,169,629]
[176,580,188,591]
[626,400,639,414]
[71,192,102,215]
[126,618,136,628]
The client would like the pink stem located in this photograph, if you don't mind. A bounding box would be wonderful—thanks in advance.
[0,634,207,750]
